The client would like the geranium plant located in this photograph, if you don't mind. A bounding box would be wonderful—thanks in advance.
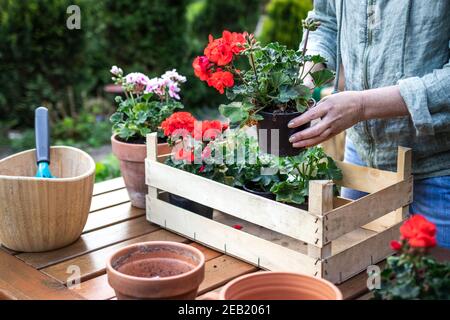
[110,66,186,143]
[192,19,334,128]
[374,215,450,300]
[162,113,342,206]
[162,112,233,185]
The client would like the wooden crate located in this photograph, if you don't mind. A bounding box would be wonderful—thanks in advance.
[145,133,413,284]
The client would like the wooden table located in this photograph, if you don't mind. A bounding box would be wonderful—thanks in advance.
[0,177,447,300]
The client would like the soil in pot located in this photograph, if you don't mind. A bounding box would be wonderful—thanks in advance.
[256,101,315,157]
[107,241,205,300]
[168,193,213,219]
[243,183,276,201]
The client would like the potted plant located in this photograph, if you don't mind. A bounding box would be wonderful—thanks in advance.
[162,112,229,218]
[110,66,186,208]
[162,118,341,208]
[374,215,450,300]
[192,19,334,157]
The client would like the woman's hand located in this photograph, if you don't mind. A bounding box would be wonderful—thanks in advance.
[288,85,410,148]
[288,91,365,148]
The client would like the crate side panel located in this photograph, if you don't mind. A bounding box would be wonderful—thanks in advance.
[147,197,319,276]
[325,177,413,242]
[146,160,320,245]
[336,161,399,193]
[324,223,401,284]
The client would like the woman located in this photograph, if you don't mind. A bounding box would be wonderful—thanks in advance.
[289,0,450,248]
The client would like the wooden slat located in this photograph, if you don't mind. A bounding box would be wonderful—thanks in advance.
[325,178,413,243]
[146,160,319,245]
[148,197,319,276]
[198,255,258,295]
[335,160,399,193]
[90,188,130,212]
[83,203,144,233]
[93,177,125,196]
[0,251,84,300]
[16,216,159,269]
[41,230,188,283]
[75,244,226,300]
[325,223,401,284]
[75,274,113,300]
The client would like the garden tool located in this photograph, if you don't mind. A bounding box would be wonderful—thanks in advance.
[35,106,55,178]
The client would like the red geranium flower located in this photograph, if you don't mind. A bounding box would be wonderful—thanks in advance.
[193,56,212,81]
[400,215,437,248]
[207,70,234,94]
[161,112,197,137]
[390,240,402,251]
[204,34,234,66]
[223,30,247,54]
[174,147,194,163]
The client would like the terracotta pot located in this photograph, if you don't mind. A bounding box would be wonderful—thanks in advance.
[204,272,342,300]
[0,289,17,300]
[111,135,170,209]
[0,147,95,252]
[106,241,205,300]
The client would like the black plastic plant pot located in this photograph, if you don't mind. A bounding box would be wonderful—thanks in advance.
[243,184,276,201]
[256,110,310,157]
[168,193,213,219]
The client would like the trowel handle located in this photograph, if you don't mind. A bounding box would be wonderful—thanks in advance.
[35,107,51,164]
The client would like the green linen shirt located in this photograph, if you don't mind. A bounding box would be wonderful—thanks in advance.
[303,0,450,179]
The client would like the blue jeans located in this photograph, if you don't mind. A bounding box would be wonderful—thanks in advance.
[342,138,450,249]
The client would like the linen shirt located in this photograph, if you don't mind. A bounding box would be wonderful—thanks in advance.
[303,0,450,179]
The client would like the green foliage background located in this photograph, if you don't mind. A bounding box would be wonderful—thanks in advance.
[0,0,312,142]
[259,0,313,49]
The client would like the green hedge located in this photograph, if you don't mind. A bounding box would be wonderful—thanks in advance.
[0,0,96,127]
[0,0,264,130]
[259,0,313,49]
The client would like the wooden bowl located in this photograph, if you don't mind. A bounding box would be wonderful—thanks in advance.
[0,147,95,252]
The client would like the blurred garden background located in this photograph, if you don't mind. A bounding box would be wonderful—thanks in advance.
[0,0,313,181]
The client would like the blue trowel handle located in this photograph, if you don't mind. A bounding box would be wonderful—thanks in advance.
[35,107,51,164]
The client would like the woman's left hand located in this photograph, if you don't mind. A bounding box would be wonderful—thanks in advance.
[288,91,365,148]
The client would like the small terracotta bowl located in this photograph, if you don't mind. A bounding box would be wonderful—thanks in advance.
[204,272,343,300]
[106,241,205,300]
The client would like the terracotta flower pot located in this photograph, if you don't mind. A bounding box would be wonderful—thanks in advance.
[204,272,342,300]
[0,289,17,300]
[106,241,205,300]
[111,135,170,209]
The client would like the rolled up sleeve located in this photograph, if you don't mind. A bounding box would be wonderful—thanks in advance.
[300,0,338,71]
[399,61,450,136]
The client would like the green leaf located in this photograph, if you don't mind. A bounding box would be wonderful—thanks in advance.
[277,86,300,103]
[219,102,250,124]
[311,69,335,87]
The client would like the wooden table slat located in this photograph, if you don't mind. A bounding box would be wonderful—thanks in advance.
[83,203,144,234]
[90,188,130,212]
[93,177,125,196]
[42,229,188,283]
[0,251,84,300]
[16,216,159,269]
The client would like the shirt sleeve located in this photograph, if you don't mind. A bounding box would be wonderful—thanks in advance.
[398,43,450,137]
[300,0,338,71]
